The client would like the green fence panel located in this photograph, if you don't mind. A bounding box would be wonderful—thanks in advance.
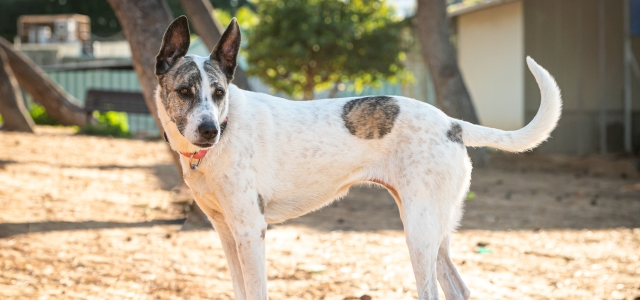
[43,69,159,137]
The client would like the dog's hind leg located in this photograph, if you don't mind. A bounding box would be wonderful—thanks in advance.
[400,192,446,300]
[437,236,470,300]
[396,151,470,299]
[208,211,247,300]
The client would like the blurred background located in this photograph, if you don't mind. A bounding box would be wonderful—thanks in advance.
[0,0,639,299]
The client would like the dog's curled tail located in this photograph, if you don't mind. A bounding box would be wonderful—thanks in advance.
[458,57,562,152]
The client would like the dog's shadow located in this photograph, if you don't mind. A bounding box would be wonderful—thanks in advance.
[285,185,405,231]
[284,179,640,232]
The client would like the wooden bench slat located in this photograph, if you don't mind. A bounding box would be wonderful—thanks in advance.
[85,89,150,114]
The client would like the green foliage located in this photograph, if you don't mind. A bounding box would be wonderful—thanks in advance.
[0,0,254,41]
[245,0,411,99]
[168,0,255,24]
[215,6,259,30]
[23,104,129,137]
[29,104,59,126]
[79,111,131,138]
[466,191,476,201]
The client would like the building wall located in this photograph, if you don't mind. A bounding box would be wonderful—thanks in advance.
[524,0,640,154]
[457,0,524,130]
[93,41,131,58]
[16,42,83,65]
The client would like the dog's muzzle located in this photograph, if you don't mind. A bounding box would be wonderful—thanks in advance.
[163,118,229,148]
[198,121,218,140]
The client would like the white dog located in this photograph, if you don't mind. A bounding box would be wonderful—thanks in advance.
[154,16,561,300]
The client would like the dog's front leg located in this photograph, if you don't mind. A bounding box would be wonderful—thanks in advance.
[221,193,268,300]
[208,211,248,300]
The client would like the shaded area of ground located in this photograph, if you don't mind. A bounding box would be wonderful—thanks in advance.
[288,171,640,232]
[0,219,186,238]
[0,127,639,299]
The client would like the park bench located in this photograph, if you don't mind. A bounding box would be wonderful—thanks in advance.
[84,89,150,118]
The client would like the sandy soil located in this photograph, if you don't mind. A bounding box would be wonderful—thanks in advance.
[0,127,639,300]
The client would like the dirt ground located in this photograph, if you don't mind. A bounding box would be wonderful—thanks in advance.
[0,127,639,300]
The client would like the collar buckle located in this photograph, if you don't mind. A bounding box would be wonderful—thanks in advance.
[189,152,202,170]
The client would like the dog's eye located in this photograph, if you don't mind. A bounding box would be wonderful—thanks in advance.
[215,89,224,97]
[179,88,190,95]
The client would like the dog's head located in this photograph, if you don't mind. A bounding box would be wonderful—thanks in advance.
[155,16,240,148]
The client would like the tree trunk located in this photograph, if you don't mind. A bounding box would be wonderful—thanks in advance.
[0,48,35,133]
[415,0,489,166]
[179,0,251,90]
[177,0,255,228]
[328,82,340,98]
[106,0,217,229]
[303,71,315,100]
[303,88,314,100]
[0,37,86,127]
[106,0,183,173]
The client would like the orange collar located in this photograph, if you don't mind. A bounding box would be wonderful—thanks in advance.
[180,149,209,159]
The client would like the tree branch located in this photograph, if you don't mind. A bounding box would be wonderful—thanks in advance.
[0,48,35,133]
[0,37,86,126]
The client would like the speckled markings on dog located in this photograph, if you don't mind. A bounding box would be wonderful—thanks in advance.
[447,123,464,145]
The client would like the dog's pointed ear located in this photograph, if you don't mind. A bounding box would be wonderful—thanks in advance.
[156,16,191,75]
[211,18,241,81]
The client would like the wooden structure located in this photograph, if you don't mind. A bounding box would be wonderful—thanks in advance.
[17,14,90,44]
[84,89,149,116]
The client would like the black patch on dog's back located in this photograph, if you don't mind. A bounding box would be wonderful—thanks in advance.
[342,96,400,139]
[447,122,463,145]
[257,194,265,214]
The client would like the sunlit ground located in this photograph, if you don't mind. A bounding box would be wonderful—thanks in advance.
[1,127,639,299]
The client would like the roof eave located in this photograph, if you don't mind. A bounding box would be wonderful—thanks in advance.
[448,0,517,17]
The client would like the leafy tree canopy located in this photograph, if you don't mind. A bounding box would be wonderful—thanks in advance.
[245,0,411,100]
[0,0,252,41]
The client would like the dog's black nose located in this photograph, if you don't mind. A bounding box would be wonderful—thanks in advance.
[198,121,218,139]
